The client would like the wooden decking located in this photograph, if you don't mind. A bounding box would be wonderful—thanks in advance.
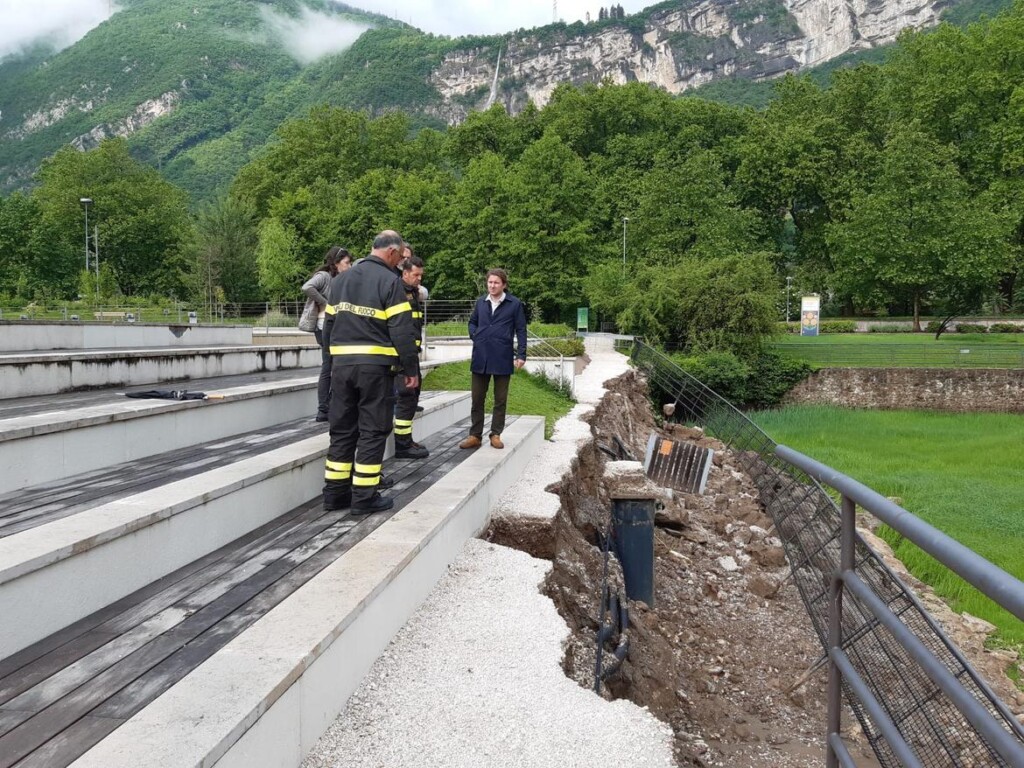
[0,416,497,768]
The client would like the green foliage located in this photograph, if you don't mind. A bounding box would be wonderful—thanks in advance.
[820,320,858,333]
[749,405,1024,649]
[533,338,586,357]
[255,216,301,302]
[988,322,1024,332]
[33,139,190,297]
[672,348,811,408]
[528,322,574,337]
[956,322,989,333]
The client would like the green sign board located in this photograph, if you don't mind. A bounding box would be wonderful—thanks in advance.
[577,307,589,331]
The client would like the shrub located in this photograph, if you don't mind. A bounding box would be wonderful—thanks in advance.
[956,323,988,333]
[988,322,1024,333]
[868,324,915,333]
[819,320,857,334]
[925,320,944,334]
[671,350,751,405]
[529,322,574,338]
[744,350,813,409]
[532,337,585,356]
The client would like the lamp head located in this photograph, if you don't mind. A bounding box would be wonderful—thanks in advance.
[80,198,93,209]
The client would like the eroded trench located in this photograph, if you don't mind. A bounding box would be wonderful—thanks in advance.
[485,370,881,768]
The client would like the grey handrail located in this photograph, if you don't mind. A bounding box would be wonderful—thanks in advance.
[776,445,1024,622]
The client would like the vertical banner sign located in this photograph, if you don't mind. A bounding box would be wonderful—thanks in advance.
[800,295,820,337]
[577,307,589,332]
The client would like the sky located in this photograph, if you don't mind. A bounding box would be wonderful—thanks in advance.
[0,0,655,61]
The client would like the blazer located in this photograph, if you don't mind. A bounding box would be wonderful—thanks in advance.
[468,292,527,376]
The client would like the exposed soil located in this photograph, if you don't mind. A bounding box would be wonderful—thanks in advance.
[489,370,881,767]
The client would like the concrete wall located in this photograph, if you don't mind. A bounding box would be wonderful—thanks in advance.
[783,367,1024,412]
[0,345,320,399]
[0,322,252,351]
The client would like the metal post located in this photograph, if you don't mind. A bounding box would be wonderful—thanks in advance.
[612,498,655,607]
[826,494,857,767]
[94,224,100,299]
[786,276,793,324]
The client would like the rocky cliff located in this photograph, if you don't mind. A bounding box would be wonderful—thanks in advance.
[429,0,946,123]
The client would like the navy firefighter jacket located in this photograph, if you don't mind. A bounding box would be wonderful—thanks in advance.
[468,292,527,376]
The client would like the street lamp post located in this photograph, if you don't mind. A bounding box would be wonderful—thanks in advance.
[80,198,93,273]
[786,276,793,324]
[621,216,629,276]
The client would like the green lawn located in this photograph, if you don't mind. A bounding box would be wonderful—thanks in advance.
[422,360,574,439]
[749,405,1024,654]
[770,333,1024,368]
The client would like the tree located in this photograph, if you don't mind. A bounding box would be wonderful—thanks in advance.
[32,140,190,298]
[255,217,302,305]
[828,127,1010,331]
[183,196,261,309]
[0,193,44,299]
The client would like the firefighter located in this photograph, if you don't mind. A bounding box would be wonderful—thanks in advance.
[393,249,428,459]
[322,230,420,515]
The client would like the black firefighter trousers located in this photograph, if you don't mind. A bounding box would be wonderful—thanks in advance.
[393,360,421,447]
[324,363,396,509]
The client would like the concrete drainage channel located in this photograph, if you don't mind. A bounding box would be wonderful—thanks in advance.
[486,371,881,768]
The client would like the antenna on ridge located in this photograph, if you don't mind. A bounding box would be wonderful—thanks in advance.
[553,0,558,23]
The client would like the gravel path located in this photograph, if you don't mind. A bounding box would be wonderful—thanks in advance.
[302,336,675,768]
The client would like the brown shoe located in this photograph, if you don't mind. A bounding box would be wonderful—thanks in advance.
[489,434,504,449]
[459,435,482,449]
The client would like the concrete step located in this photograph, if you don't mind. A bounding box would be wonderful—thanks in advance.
[0,322,253,353]
[0,391,471,659]
[0,414,543,768]
[0,344,321,399]
[0,369,321,496]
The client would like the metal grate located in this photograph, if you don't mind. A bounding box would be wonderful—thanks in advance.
[630,341,1024,768]
[642,434,713,495]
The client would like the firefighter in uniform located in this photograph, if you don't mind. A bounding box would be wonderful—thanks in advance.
[393,251,428,459]
[322,230,420,514]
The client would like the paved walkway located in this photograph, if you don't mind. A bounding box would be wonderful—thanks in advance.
[303,336,674,768]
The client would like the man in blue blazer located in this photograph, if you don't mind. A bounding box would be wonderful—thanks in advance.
[459,268,527,450]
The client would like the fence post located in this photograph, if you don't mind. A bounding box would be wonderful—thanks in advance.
[826,494,857,767]
[265,302,270,333]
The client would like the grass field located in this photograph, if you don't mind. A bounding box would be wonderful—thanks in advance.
[770,333,1024,368]
[422,360,574,439]
[749,405,1024,656]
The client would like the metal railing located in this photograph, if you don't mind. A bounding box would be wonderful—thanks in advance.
[770,342,1024,369]
[629,341,1024,768]
[779,447,1024,768]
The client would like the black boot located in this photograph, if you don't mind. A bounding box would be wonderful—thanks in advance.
[323,486,351,512]
[352,492,394,516]
[394,437,429,460]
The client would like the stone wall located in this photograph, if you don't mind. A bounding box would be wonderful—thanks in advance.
[782,367,1024,413]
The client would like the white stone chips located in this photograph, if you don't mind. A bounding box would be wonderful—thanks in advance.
[303,336,674,767]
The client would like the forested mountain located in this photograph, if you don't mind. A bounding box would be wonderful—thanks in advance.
[0,0,1013,201]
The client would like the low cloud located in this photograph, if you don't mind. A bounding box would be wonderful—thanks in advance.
[260,6,372,65]
[0,0,114,59]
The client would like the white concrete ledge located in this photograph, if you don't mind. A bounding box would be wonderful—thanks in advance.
[0,377,318,495]
[0,322,253,352]
[0,345,320,399]
[70,414,544,768]
[0,391,472,658]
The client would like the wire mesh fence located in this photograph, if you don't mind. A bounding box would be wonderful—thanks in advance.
[770,342,1024,369]
[630,340,1024,768]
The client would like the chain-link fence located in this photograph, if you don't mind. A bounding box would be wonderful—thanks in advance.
[630,341,1024,768]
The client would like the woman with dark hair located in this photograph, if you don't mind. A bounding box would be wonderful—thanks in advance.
[302,246,352,421]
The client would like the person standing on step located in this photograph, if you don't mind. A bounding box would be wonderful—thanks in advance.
[393,249,429,459]
[322,231,420,515]
[302,246,353,422]
[459,268,527,451]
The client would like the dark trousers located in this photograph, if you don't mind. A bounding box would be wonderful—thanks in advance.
[324,364,395,507]
[470,372,510,438]
[313,327,332,417]
[394,362,421,446]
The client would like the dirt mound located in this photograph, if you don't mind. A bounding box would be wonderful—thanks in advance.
[508,370,880,766]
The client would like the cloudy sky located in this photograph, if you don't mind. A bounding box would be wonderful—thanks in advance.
[0,0,655,61]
